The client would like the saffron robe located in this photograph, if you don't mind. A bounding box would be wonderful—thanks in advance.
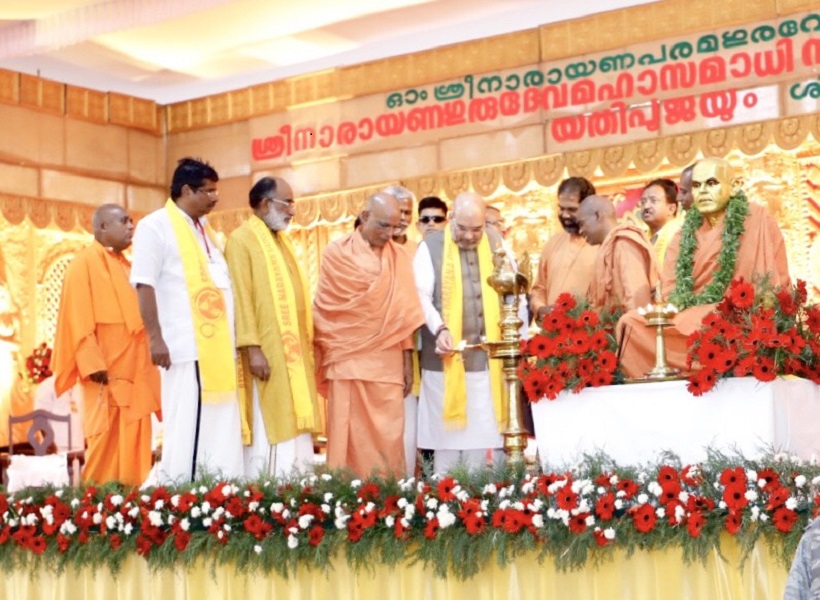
[618,203,790,378]
[224,220,322,446]
[530,231,598,318]
[313,231,424,477]
[53,241,160,485]
[589,224,661,312]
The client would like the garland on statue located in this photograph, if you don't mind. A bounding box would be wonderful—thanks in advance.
[668,191,750,309]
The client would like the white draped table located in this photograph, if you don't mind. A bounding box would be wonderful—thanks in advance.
[530,377,820,468]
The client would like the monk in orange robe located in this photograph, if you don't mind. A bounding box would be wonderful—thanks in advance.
[530,177,599,322]
[53,204,160,485]
[577,195,660,311]
[313,192,425,477]
[618,158,790,378]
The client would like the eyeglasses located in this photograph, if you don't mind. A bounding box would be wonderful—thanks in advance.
[419,215,446,224]
[197,187,219,198]
[268,197,295,208]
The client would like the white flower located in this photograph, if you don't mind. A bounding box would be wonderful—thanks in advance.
[154,499,164,510]
[141,494,151,503]
[760,513,769,522]
[678,492,689,504]
[425,511,434,520]
[350,479,362,489]
[221,484,233,497]
[499,500,511,510]
[201,501,212,514]
[254,544,262,554]
[585,515,595,527]
[744,490,758,502]
[365,502,375,513]
[438,510,456,529]
[604,528,616,540]
[321,504,331,514]
[795,475,807,488]
[718,501,727,510]
[637,494,649,504]
[321,473,332,481]
[128,507,139,519]
[217,531,224,540]
[244,490,251,498]
[60,521,77,535]
[106,516,117,530]
[786,497,798,510]
[110,495,123,507]
[397,498,408,509]
[55,490,64,498]
[123,523,133,536]
[655,508,665,519]
[609,475,619,486]
[324,493,334,503]
[288,526,299,535]
[745,469,758,482]
[92,513,103,525]
[547,480,567,494]
[70,499,80,508]
[199,486,208,494]
[271,502,284,513]
[647,482,662,497]
[512,501,524,511]
[674,505,685,524]
[531,499,544,511]
[614,499,624,510]
[202,517,213,528]
[334,517,349,529]
[190,506,201,519]
[248,501,259,512]
[385,516,395,527]
[597,486,606,495]
[758,479,767,489]
[180,518,190,532]
[224,524,232,532]
[531,514,544,528]
[615,491,626,499]
[298,515,314,529]
[546,508,557,520]
[637,472,648,484]
[213,506,225,519]
[483,483,498,495]
[750,506,761,521]
[426,498,439,509]
[400,518,410,528]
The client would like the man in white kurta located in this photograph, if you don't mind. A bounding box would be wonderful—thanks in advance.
[131,158,243,483]
[413,192,510,474]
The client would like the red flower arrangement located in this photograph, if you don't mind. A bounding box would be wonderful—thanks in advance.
[685,278,820,396]
[519,294,623,401]
[20,342,53,385]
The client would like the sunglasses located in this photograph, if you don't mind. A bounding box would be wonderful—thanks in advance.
[419,215,446,224]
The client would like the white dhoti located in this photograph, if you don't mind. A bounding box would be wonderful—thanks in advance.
[158,361,244,484]
[417,369,503,473]
[244,381,314,479]
[403,393,418,477]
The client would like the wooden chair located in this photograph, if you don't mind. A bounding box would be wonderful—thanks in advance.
[6,409,85,486]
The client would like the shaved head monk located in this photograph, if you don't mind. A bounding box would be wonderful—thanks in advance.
[577,195,659,311]
[617,157,790,378]
[414,191,522,473]
[313,192,425,477]
[53,204,160,485]
[529,177,599,324]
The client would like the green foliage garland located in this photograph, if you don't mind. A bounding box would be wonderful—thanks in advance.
[668,191,750,310]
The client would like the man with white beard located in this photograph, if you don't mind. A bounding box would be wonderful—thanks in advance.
[225,177,321,478]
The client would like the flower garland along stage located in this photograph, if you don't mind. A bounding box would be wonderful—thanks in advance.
[1,452,817,579]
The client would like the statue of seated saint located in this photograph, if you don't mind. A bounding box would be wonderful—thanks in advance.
[617,157,791,378]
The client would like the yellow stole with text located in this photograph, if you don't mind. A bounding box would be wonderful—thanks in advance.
[440,225,505,429]
[247,216,315,429]
[165,199,236,403]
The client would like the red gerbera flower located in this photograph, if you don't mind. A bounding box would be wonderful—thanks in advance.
[357,482,381,502]
[686,511,704,538]
[555,293,577,312]
[752,356,777,382]
[424,518,440,540]
[719,467,747,487]
[463,514,486,535]
[657,466,680,485]
[765,486,790,511]
[593,528,610,547]
[724,511,742,535]
[729,279,755,310]
[437,477,458,502]
[308,525,325,546]
[617,479,639,499]
[556,488,579,511]
[631,504,657,534]
[597,351,618,372]
[568,512,589,534]
[588,330,608,351]
[595,493,615,520]
[722,483,748,512]
[578,310,600,327]
[773,507,798,533]
[590,370,613,387]
[686,369,717,396]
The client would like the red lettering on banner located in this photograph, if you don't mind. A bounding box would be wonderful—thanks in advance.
[498,91,521,116]
[358,118,374,140]
[441,101,467,126]
[523,88,543,113]
[588,102,627,136]
[663,96,697,125]
[700,90,738,122]
[375,112,406,136]
[251,124,291,161]
[468,97,499,122]
[337,121,357,145]
[571,79,595,105]
[628,99,661,132]
[551,115,586,143]
[543,84,569,109]
[636,70,658,96]
[598,73,634,101]
[753,39,795,76]
[659,62,697,91]
[729,53,752,78]
[699,57,727,85]
[803,38,820,66]
[293,127,315,151]
[406,106,440,131]
[318,125,334,148]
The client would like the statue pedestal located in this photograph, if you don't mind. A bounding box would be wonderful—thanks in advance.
[530,377,820,468]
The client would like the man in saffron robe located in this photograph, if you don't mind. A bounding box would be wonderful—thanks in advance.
[131,157,244,483]
[530,177,599,323]
[225,177,321,478]
[313,192,424,477]
[577,195,660,312]
[618,158,790,378]
[53,204,160,485]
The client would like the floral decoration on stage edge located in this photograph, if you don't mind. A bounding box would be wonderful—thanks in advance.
[519,294,624,401]
[685,278,820,396]
[0,451,817,579]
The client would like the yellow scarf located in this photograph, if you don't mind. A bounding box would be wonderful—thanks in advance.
[246,215,316,429]
[165,199,237,403]
[440,225,505,429]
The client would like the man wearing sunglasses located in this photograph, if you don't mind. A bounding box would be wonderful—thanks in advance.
[417,196,448,238]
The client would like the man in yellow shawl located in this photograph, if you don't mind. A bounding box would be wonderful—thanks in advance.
[131,157,243,483]
[414,192,518,474]
[225,177,321,478]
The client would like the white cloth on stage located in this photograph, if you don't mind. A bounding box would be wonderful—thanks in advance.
[434,448,505,474]
[404,393,417,477]
[244,381,314,479]
[6,454,69,493]
[33,375,84,451]
[417,370,503,450]
[157,361,243,484]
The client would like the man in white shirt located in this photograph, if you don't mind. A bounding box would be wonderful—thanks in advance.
[130,157,243,483]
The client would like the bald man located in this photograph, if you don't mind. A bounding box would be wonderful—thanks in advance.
[414,192,516,473]
[576,195,660,312]
[313,192,424,477]
[618,158,790,378]
[678,164,695,212]
[225,177,322,478]
[53,204,160,485]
